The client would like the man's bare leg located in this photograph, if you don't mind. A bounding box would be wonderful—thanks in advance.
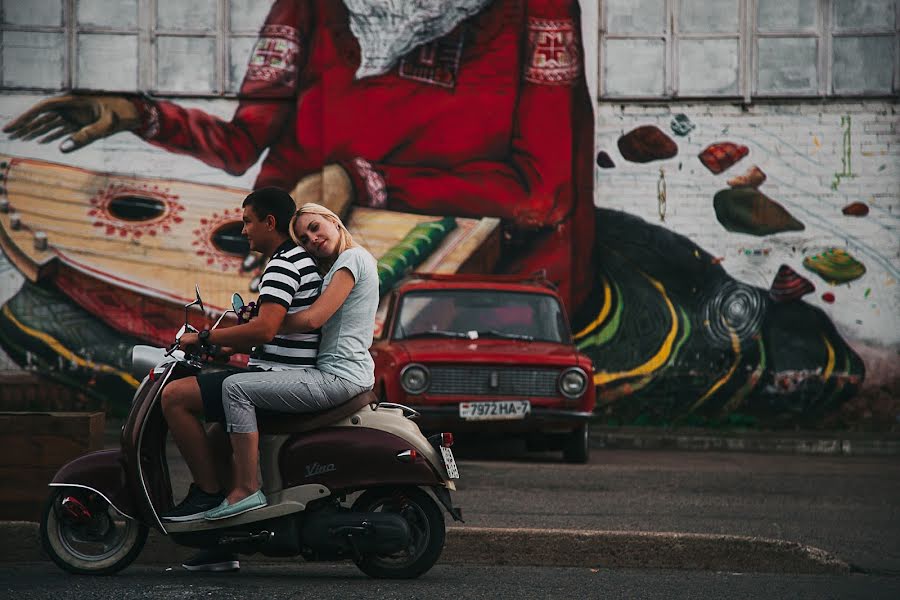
[161,377,219,494]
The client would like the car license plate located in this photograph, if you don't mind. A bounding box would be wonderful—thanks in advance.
[459,400,531,421]
[440,446,459,479]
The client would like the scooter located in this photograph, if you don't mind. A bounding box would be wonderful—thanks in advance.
[39,287,461,578]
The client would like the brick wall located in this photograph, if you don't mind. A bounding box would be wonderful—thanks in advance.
[595,100,899,384]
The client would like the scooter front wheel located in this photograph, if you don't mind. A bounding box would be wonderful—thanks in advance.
[40,487,148,575]
[351,486,445,579]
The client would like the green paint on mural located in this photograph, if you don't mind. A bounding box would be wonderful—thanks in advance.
[576,280,623,351]
[831,115,855,190]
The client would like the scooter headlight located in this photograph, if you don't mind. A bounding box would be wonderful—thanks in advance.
[558,367,588,399]
[400,364,430,395]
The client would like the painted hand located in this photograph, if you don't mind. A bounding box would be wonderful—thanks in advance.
[290,163,353,220]
[3,94,141,152]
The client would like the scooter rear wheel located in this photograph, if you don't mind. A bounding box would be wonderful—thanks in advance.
[40,487,148,575]
[351,486,445,579]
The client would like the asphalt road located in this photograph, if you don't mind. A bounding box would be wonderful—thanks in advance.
[3,563,899,600]
[446,438,900,574]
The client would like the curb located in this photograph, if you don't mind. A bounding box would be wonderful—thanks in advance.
[592,426,900,456]
[1,522,850,574]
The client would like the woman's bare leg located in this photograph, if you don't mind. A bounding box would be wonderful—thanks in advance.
[227,431,260,504]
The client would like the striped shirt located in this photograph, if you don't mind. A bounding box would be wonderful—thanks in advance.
[248,240,322,370]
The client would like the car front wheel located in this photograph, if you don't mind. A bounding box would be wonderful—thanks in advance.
[562,423,590,464]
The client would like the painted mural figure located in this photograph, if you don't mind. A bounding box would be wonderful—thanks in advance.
[4,0,595,314]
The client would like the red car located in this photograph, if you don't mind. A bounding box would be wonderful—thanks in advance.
[371,273,596,463]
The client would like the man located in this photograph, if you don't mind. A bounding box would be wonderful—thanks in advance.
[3,0,595,314]
[161,187,320,571]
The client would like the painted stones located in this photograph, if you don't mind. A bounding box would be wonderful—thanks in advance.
[670,113,695,137]
[596,151,615,168]
[841,202,869,216]
[617,125,678,163]
[726,165,767,189]
[713,188,805,236]
[769,264,815,302]
[803,248,866,284]
[699,142,749,174]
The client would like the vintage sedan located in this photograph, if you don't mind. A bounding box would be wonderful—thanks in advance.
[371,273,596,463]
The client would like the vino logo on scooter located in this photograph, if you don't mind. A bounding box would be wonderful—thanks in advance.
[305,462,336,478]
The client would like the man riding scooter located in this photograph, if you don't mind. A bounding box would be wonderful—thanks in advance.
[162,186,322,571]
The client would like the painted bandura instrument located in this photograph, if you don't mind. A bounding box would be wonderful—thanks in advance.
[0,154,500,345]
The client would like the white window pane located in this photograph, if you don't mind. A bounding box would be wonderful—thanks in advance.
[833,36,895,93]
[606,0,665,34]
[156,36,217,93]
[604,38,665,96]
[758,37,818,93]
[229,0,272,32]
[78,0,138,29]
[156,0,216,31]
[833,0,895,31]
[1,31,64,88]
[228,36,256,92]
[76,34,137,90]
[757,0,817,32]
[2,0,61,26]
[677,38,739,95]
[679,0,740,33]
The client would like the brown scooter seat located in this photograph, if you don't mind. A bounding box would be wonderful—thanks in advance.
[256,390,377,434]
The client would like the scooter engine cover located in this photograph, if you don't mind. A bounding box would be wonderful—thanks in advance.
[280,427,441,490]
[300,511,411,558]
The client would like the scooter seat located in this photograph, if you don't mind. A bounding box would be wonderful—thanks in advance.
[256,390,378,434]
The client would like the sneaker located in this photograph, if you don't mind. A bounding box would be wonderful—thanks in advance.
[162,485,226,522]
[204,490,268,521]
[181,549,240,572]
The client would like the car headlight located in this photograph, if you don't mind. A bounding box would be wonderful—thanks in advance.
[558,367,587,399]
[400,364,430,395]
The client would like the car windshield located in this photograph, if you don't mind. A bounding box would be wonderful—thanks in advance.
[392,289,570,344]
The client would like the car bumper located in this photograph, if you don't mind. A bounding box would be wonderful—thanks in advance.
[412,406,594,434]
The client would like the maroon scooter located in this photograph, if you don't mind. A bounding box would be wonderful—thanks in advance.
[40,288,461,577]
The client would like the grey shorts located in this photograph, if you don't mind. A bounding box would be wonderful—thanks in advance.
[221,368,372,434]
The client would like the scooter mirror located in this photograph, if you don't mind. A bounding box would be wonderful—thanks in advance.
[232,293,245,313]
[194,284,205,314]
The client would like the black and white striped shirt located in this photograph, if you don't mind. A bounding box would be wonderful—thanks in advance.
[249,240,322,370]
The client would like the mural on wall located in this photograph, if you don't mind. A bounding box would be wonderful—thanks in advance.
[0,0,894,427]
[0,0,596,409]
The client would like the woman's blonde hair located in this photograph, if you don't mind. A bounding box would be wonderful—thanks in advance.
[289,202,356,272]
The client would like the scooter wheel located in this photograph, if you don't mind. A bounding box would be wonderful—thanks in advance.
[40,487,148,575]
[351,486,445,579]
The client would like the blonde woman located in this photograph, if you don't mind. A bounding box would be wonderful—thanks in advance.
[206,203,379,520]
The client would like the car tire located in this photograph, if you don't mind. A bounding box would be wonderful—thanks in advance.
[562,423,590,464]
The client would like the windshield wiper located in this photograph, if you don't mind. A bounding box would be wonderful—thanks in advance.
[476,329,534,341]
[403,330,471,340]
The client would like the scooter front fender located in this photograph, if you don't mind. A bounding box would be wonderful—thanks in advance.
[49,449,139,520]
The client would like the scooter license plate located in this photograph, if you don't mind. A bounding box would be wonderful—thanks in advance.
[440,446,459,479]
[459,400,531,421]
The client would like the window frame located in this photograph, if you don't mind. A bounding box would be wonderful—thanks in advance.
[0,0,263,96]
[598,0,900,101]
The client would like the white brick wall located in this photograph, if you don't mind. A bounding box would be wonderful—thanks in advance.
[595,101,900,351]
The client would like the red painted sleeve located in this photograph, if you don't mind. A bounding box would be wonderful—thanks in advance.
[137,0,310,176]
[351,0,586,231]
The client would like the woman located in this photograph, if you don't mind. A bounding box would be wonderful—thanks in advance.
[205,202,379,520]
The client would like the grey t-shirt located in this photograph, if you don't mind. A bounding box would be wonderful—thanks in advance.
[316,246,378,388]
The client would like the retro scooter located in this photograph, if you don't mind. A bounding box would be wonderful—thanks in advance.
[39,287,461,577]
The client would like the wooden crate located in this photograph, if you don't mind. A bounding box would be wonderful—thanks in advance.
[0,411,105,521]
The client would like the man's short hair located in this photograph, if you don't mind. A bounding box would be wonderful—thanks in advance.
[242,187,296,234]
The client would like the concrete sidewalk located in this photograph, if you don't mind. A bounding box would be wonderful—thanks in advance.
[0,521,851,574]
[591,426,900,456]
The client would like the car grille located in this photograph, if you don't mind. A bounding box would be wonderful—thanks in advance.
[427,366,560,397]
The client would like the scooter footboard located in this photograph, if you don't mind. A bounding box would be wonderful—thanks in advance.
[49,449,138,519]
